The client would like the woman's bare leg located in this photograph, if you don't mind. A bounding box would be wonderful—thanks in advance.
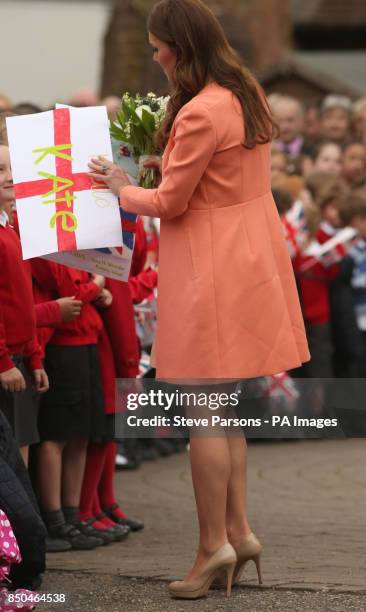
[226,435,252,546]
[186,435,231,579]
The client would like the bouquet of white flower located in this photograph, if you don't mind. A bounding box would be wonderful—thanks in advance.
[110,92,169,188]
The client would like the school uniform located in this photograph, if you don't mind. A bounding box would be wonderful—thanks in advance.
[102,219,148,380]
[32,259,105,441]
[0,211,42,446]
[292,239,338,378]
[10,212,62,357]
[32,280,62,358]
[318,222,365,377]
[128,267,157,305]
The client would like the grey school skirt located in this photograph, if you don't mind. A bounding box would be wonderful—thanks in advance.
[0,355,39,447]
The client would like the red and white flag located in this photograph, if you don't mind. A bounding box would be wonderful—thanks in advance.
[299,227,359,272]
[283,200,308,259]
[6,106,123,260]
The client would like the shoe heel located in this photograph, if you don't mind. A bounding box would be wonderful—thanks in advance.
[253,553,263,585]
[225,562,236,598]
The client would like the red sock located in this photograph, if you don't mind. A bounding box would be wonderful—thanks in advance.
[91,519,109,531]
[79,443,108,522]
[93,492,116,527]
[100,515,117,528]
[107,505,128,521]
[98,442,128,520]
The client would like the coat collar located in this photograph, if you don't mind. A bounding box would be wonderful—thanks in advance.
[161,82,218,172]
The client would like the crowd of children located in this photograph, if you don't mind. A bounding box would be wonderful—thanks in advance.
[270,92,366,383]
[1,88,366,592]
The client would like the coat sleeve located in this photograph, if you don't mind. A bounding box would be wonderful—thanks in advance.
[120,104,216,220]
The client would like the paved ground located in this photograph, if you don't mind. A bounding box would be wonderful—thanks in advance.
[36,439,366,611]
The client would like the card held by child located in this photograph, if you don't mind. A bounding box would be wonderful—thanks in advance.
[6,106,123,259]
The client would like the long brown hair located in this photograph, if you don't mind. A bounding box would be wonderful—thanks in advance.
[148,0,276,150]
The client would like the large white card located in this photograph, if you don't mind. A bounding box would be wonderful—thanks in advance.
[6,106,123,259]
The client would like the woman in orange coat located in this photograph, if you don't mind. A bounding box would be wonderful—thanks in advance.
[89,0,310,600]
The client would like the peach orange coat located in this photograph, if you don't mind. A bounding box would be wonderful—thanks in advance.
[121,83,310,379]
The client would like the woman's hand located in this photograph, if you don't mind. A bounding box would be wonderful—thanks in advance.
[88,156,131,196]
[142,155,162,187]
[143,156,162,174]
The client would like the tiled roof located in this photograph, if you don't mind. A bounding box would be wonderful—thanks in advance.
[260,52,366,98]
[293,0,366,25]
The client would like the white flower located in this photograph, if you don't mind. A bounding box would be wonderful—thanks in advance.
[122,93,132,104]
[125,122,132,139]
[135,105,153,119]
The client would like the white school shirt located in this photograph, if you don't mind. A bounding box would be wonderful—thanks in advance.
[0,210,8,227]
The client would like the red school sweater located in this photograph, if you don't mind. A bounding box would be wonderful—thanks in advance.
[0,222,42,373]
[11,212,63,356]
[128,216,157,304]
[293,238,339,326]
[100,218,149,379]
[32,274,62,357]
[31,259,103,346]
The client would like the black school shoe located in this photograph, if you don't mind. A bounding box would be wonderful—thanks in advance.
[45,536,72,553]
[71,520,112,546]
[103,504,144,532]
[94,513,130,542]
[47,522,103,550]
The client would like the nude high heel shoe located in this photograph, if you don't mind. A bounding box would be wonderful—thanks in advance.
[234,532,263,585]
[212,532,263,588]
[168,542,237,599]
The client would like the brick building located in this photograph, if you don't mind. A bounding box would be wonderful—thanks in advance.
[101,0,366,103]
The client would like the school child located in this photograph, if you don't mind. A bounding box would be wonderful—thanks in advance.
[32,258,107,551]
[78,321,142,543]
[78,220,149,535]
[0,143,46,589]
[311,141,342,176]
[0,144,48,466]
[342,141,366,187]
[315,178,364,377]
[340,190,366,375]
[9,207,83,359]
[292,194,338,379]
